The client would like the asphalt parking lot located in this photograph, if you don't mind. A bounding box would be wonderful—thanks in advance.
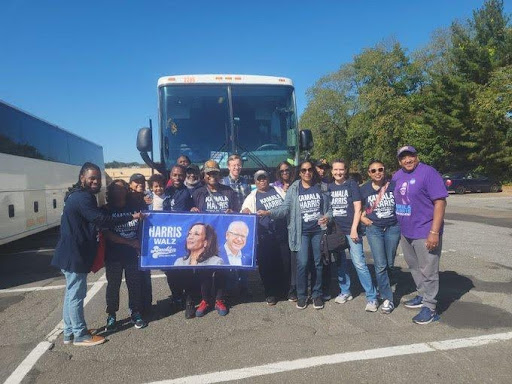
[1,191,511,384]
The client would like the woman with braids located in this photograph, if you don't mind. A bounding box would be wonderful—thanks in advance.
[51,163,144,346]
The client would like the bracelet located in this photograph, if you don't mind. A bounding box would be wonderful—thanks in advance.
[429,230,439,235]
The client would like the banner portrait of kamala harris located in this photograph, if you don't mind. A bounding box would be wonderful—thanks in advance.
[140,212,257,269]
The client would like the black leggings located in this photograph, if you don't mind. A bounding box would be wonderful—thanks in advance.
[166,269,226,301]
[258,236,291,297]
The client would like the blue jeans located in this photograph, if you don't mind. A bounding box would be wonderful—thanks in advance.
[62,270,90,342]
[365,224,401,302]
[337,236,377,301]
[297,232,323,300]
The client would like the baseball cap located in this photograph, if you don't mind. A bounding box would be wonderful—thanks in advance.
[254,170,269,181]
[203,159,220,173]
[397,145,417,158]
[129,173,146,183]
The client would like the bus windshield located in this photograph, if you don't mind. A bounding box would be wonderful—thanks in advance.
[159,84,297,170]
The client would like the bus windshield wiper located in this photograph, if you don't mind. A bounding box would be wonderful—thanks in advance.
[235,142,269,171]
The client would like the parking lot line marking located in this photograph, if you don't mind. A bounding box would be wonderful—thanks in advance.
[146,331,512,384]
[3,273,107,384]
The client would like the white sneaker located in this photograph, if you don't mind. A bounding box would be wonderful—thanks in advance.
[380,299,395,314]
[334,293,353,304]
[365,300,378,312]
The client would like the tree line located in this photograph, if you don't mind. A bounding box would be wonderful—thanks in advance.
[300,0,512,181]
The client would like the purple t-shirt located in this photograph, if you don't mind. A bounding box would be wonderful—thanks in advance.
[392,162,448,239]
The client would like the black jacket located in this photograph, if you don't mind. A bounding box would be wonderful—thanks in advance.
[51,190,134,273]
[163,184,194,212]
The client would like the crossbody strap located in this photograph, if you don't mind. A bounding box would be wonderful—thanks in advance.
[366,182,389,215]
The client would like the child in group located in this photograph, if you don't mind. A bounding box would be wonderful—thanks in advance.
[146,173,167,211]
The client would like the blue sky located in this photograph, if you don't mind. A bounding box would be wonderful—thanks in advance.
[1,0,510,163]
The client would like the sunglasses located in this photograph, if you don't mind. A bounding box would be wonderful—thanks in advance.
[369,167,384,174]
[300,168,313,174]
[206,171,220,177]
[279,169,290,174]
[256,176,267,181]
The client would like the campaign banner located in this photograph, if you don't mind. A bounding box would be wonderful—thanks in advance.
[140,211,257,270]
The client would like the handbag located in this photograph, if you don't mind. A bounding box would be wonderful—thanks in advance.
[91,231,105,273]
[320,221,349,265]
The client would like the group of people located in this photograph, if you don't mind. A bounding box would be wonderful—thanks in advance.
[51,146,447,347]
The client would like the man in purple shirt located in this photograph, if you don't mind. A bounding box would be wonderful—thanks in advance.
[392,146,448,325]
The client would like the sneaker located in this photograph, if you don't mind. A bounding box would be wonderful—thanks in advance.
[266,296,277,306]
[215,300,229,316]
[404,295,423,309]
[412,307,440,325]
[185,297,195,319]
[288,291,298,302]
[63,334,73,345]
[313,297,324,310]
[322,294,332,301]
[380,299,395,314]
[131,313,147,329]
[334,293,353,304]
[296,298,307,309]
[195,300,210,317]
[105,314,117,332]
[73,335,106,346]
[365,300,378,312]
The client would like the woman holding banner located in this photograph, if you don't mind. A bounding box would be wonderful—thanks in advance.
[188,159,236,318]
[101,179,147,331]
[242,170,288,306]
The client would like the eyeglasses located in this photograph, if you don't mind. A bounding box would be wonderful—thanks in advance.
[369,167,384,174]
[300,168,313,174]
[279,169,290,174]
[228,231,247,239]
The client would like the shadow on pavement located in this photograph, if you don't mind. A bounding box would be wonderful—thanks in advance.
[0,227,61,289]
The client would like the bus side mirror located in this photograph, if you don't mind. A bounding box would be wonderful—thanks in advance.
[137,127,152,153]
[299,129,314,151]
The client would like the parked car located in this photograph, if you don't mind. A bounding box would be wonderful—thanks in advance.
[442,171,502,194]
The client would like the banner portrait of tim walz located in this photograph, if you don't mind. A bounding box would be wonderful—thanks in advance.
[140,212,257,270]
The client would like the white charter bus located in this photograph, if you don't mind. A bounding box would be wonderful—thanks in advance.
[136,74,313,177]
[0,100,105,245]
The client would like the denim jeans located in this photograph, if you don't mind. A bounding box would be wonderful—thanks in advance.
[62,270,90,342]
[297,232,323,300]
[365,224,401,302]
[338,236,377,301]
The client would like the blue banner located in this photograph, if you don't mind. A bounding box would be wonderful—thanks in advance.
[140,212,257,270]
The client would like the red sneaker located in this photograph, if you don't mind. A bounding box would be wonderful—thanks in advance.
[195,300,210,317]
[215,300,229,316]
